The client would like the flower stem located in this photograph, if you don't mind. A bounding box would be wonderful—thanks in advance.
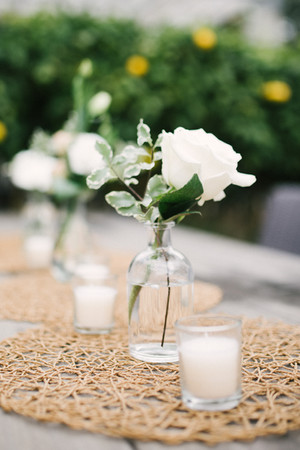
[161,271,170,347]
[110,166,144,202]
[154,228,171,348]
[54,198,78,251]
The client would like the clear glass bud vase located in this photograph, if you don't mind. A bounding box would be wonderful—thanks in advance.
[127,222,194,363]
[52,199,90,282]
[22,193,56,269]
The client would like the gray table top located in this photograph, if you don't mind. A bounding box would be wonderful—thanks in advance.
[0,211,299,450]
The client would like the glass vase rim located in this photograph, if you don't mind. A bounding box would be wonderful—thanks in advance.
[175,314,242,333]
[143,221,175,230]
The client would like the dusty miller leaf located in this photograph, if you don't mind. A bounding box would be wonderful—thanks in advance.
[105,191,142,217]
[95,140,113,164]
[86,167,114,190]
[137,119,153,147]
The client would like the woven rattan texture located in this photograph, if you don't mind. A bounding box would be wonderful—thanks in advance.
[0,234,27,273]
[0,319,299,444]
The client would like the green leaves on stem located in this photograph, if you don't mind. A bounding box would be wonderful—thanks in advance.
[158,174,203,221]
[86,119,203,224]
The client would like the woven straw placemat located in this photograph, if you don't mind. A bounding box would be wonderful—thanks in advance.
[0,234,28,273]
[0,248,222,325]
[0,318,299,445]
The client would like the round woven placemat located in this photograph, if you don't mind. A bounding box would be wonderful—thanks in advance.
[0,318,299,445]
[0,249,222,325]
[0,234,28,273]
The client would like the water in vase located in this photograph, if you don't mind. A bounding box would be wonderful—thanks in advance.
[128,282,193,363]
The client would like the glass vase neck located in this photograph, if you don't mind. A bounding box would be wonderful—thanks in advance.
[144,222,175,248]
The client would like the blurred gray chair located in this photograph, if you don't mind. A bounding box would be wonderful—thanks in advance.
[259,183,300,255]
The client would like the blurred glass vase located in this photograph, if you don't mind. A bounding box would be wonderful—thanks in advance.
[22,194,56,269]
[51,200,91,282]
[127,222,194,363]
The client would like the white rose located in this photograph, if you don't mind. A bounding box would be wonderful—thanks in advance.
[88,91,112,117]
[161,127,256,205]
[9,150,57,192]
[51,130,74,156]
[67,132,105,176]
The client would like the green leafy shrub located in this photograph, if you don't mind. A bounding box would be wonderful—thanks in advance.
[0,11,300,188]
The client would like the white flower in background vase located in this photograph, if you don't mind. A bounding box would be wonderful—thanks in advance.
[161,127,256,205]
[67,132,105,176]
[50,130,74,156]
[9,149,58,192]
[88,91,112,117]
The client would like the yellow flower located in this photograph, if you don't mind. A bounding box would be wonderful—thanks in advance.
[192,27,217,50]
[125,55,149,77]
[0,121,7,142]
[262,81,292,103]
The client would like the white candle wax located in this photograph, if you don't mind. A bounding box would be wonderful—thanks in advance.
[24,235,54,268]
[75,263,109,280]
[179,336,240,399]
[74,285,117,329]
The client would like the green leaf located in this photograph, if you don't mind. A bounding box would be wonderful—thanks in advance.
[52,178,83,201]
[105,191,142,217]
[168,210,202,224]
[117,203,142,217]
[128,284,142,321]
[124,177,139,186]
[86,167,114,190]
[137,119,153,147]
[122,144,149,159]
[158,174,203,220]
[154,132,163,149]
[146,175,169,201]
[123,164,142,179]
[122,161,155,185]
[154,151,162,161]
[141,193,152,207]
[95,140,113,164]
[141,206,160,222]
[106,190,136,207]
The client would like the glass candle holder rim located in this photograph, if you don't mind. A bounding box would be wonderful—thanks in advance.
[175,314,242,333]
[72,269,118,285]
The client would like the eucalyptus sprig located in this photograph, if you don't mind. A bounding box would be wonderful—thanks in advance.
[87,119,203,223]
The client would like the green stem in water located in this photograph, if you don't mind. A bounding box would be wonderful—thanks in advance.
[54,198,78,252]
[128,225,171,348]
[128,284,142,321]
[161,269,170,347]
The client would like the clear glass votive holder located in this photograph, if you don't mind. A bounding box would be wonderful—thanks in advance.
[72,269,118,335]
[175,314,242,411]
[24,233,54,269]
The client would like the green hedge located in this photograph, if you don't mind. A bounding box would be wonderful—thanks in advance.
[1,12,300,184]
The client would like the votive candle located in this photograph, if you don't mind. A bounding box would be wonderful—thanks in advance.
[24,234,54,268]
[176,314,242,411]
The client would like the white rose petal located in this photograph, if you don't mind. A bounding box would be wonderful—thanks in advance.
[9,150,57,192]
[67,133,106,176]
[161,128,256,205]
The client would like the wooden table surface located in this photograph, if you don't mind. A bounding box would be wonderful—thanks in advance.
[0,211,299,450]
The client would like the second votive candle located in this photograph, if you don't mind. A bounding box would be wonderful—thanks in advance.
[72,264,117,334]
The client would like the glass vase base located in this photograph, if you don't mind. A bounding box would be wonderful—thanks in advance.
[182,390,242,411]
[129,343,179,363]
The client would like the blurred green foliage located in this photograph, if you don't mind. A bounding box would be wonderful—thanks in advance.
[1,11,300,188]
